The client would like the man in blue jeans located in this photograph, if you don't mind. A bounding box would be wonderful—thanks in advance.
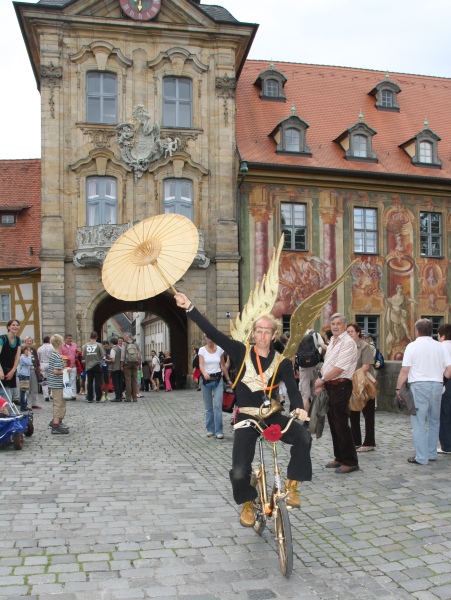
[396,318,451,465]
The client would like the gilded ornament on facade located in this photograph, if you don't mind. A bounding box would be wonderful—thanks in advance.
[116,105,179,182]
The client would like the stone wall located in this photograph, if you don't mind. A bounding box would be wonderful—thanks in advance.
[375,360,402,413]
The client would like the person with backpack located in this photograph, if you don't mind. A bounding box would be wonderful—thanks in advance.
[296,328,326,412]
[82,331,105,403]
[120,332,142,402]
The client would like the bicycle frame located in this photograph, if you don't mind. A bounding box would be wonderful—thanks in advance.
[235,412,301,576]
[256,434,287,518]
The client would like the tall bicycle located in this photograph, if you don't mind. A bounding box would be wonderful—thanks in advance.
[234,411,303,577]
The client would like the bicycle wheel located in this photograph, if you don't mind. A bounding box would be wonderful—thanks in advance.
[275,498,293,577]
[250,470,267,534]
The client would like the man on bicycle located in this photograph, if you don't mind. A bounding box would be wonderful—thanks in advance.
[174,292,312,527]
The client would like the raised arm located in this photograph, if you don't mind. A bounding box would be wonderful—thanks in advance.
[174,293,245,364]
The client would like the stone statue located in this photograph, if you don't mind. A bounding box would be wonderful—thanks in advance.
[385,285,416,350]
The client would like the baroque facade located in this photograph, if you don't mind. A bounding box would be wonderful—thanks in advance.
[15,0,256,374]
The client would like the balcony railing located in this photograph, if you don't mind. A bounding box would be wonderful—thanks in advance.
[73,223,210,269]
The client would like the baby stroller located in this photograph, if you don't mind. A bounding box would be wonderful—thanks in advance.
[0,380,34,451]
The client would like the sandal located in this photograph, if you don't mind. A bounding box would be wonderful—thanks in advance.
[357,446,375,452]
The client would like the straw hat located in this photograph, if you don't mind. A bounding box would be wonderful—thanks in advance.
[102,214,199,301]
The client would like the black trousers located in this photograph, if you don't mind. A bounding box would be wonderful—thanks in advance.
[87,364,102,402]
[111,370,122,400]
[350,398,376,447]
[230,412,312,505]
[326,380,358,467]
[439,379,451,452]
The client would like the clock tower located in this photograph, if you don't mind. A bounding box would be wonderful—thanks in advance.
[14,0,257,376]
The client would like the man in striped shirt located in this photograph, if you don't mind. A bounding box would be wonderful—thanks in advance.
[315,313,358,473]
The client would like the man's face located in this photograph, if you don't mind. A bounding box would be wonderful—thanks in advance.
[118,339,123,346]
[331,316,346,337]
[65,335,73,345]
[252,318,275,350]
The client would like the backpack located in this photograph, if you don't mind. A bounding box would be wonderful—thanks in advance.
[296,333,320,368]
[125,342,139,364]
[374,348,384,370]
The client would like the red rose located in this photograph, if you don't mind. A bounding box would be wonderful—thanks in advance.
[262,424,282,443]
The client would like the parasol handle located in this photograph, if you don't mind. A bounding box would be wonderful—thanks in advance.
[151,260,178,294]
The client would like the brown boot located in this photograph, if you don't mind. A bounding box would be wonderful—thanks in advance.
[284,479,301,508]
[240,501,255,527]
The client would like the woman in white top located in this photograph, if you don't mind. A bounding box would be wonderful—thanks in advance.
[199,335,230,439]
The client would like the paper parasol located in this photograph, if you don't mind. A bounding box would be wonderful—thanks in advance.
[102,214,199,301]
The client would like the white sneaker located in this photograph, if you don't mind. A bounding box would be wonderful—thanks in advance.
[437,448,451,454]
[207,432,214,437]
[216,434,224,440]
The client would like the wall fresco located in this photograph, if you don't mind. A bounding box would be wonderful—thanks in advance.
[272,252,327,318]
[351,256,384,310]
[244,184,451,357]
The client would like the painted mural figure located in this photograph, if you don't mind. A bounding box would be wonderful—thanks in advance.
[385,285,415,350]
[427,268,438,287]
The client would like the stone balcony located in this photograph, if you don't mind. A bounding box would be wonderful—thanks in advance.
[73,223,210,269]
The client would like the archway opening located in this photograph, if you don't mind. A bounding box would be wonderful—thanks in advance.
[92,291,188,386]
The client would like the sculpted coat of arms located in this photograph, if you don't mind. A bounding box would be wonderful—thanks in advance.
[116,104,179,182]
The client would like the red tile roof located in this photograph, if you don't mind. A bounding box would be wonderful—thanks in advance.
[237,61,451,180]
[0,160,41,270]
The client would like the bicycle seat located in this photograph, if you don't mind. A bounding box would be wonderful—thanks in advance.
[259,397,284,419]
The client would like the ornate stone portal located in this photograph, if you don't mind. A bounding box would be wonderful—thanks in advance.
[116,104,179,182]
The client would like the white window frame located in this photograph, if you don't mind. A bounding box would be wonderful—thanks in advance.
[281,202,307,251]
[0,294,11,322]
[162,77,193,128]
[163,178,194,221]
[0,214,15,226]
[354,207,378,254]
[86,72,118,125]
[86,176,118,226]
[420,212,442,257]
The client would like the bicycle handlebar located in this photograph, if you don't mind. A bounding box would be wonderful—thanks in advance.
[234,411,309,435]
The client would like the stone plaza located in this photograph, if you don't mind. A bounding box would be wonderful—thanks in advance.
[1,389,451,599]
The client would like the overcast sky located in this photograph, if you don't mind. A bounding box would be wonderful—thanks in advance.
[2,0,451,160]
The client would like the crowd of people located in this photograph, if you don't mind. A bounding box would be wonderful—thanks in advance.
[0,318,175,434]
[175,295,451,526]
[2,308,451,523]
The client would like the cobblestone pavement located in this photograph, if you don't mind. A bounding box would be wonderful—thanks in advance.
[1,389,451,600]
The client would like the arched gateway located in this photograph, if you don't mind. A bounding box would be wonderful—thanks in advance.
[91,292,188,383]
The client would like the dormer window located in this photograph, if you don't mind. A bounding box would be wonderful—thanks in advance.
[381,89,393,108]
[254,65,287,102]
[265,79,279,97]
[353,134,368,158]
[399,126,441,168]
[419,141,432,163]
[286,128,300,152]
[270,113,311,156]
[334,120,377,162]
[369,78,402,112]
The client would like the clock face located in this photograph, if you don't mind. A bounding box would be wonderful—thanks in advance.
[120,0,162,21]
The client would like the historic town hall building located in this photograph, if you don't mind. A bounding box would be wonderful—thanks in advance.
[7,0,451,374]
